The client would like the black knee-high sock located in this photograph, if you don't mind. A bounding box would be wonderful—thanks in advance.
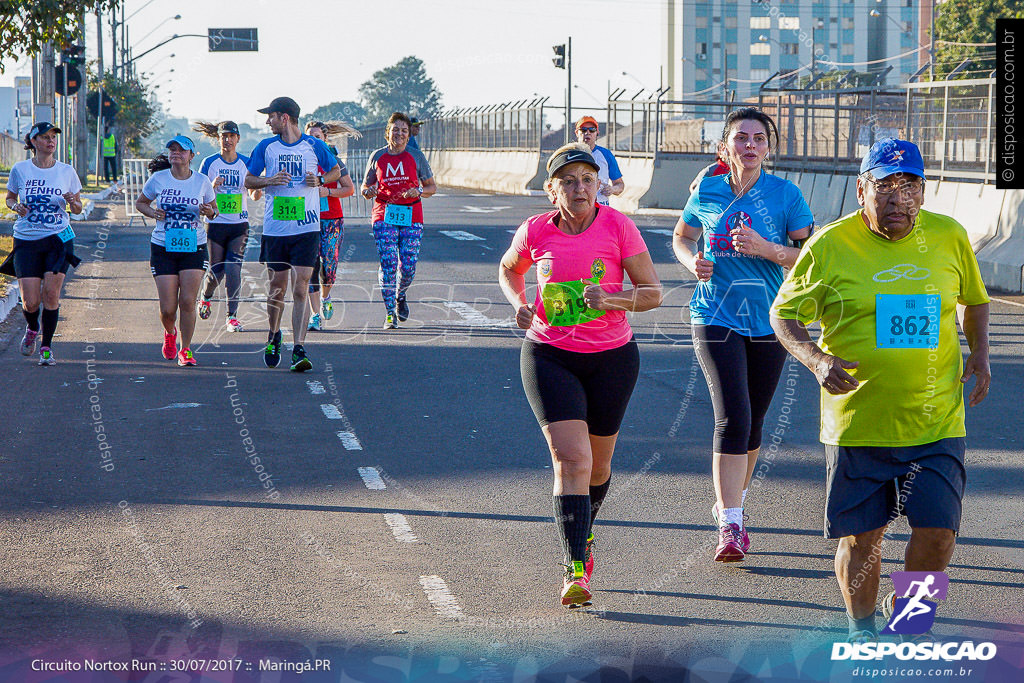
[23,308,40,331]
[553,495,591,565]
[41,307,59,347]
[589,476,611,530]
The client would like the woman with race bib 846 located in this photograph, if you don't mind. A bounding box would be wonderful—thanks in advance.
[136,135,217,366]
[672,107,813,562]
[500,142,662,607]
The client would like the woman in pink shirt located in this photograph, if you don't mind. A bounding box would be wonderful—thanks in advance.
[499,143,662,607]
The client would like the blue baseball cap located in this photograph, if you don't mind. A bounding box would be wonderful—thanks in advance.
[860,138,925,179]
[165,134,195,152]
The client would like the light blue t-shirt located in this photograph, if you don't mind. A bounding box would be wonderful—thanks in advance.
[681,171,813,336]
[200,153,250,225]
[246,134,338,236]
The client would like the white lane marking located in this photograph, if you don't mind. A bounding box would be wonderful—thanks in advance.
[506,229,517,234]
[432,193,447,197]
[440,230,485,240]
[419,575,465,620]
[468,193,491,197]
[444,301,516,327]
[383,513,418,543]
[321,404,343,419]
[145,403,202,411]
[357,467,386,490]
[336,431,363,450]
[646,229,675,236]
[306,380,326,394]
[992,297,1024,309]
[458,205,511,214]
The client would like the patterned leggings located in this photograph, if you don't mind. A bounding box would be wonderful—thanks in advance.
[373,220,423,313]
[309,218,344,292]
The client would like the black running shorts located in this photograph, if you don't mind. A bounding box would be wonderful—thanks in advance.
[150,242,210,277]
[824,437,966,538]
[259,232,318,270]
[520,338,640,437]
[207,221,249,248]
[12,235,75,278]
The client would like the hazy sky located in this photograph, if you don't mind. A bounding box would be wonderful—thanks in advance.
[1,0,664,128]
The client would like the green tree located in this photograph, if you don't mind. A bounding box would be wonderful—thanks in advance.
[87,71,158,156]
[0,0,118,71]
[933,0,1024,79]
[303,101,367,128]
[358,56,442,125]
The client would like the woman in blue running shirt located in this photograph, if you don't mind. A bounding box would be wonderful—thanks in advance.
[672,107,813,563]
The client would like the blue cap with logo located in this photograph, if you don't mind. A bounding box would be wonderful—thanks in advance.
[860,138,925,179]
[165,134,196,152]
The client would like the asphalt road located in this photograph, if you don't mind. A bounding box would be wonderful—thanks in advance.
[0,189,1021,683]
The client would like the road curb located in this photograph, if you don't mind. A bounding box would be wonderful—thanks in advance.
[0,281,21,325]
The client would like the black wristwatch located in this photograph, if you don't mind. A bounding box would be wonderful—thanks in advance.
[318,175,325,186]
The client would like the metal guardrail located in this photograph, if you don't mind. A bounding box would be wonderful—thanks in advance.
[122,159,151,226]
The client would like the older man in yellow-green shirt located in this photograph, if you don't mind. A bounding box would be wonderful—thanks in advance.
[770,138,990,644]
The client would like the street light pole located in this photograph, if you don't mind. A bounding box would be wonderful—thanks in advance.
[567,36,573,143]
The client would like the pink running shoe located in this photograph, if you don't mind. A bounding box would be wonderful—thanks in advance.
[560,561,592,607]
[21,328,40,356]
[162,329,178,360]
[712,503,751,553]
[177,347,196,367]
[715,523,746,562]
[584,533,595,583]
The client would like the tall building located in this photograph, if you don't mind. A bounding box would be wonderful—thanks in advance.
[663,0,937,100]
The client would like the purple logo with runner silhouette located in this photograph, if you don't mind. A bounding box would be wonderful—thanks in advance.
[881,571,949,635]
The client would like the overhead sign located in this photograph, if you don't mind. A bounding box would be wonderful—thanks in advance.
[208,28,258,52]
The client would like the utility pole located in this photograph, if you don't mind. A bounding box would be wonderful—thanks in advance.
[75,12,89,178]
[97,10,106,180]
[34,44,56,124]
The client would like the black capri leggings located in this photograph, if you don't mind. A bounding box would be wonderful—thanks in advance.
[692,324,789,454]
[520,339,640,437]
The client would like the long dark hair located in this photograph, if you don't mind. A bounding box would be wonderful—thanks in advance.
[148,154,172,173]
[721,107,780,156]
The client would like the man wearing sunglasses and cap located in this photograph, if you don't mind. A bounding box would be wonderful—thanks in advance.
[771,138,991,644]
[574,116,624,206]
[245,96,343,372]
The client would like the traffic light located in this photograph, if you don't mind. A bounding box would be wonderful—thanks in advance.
[62,44,85,67]
[552,44,566,69]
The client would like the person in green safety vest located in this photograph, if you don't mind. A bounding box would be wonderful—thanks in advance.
[102,126,118,181]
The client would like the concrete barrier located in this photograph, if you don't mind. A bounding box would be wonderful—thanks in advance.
[976,189,1024,293]
[952,183,1005,251]
[609,155,655,214]
[415,146,1024,292]
[424,149,540,196]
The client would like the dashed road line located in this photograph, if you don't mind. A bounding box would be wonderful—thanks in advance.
[320,404,343,419]
[383,513,418,543]
[357,467,386,490]
[419,575,464,620]
[440,230,485,241]
[336,431,363,450]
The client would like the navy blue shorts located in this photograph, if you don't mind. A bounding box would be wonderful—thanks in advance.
[824,437,966,538]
